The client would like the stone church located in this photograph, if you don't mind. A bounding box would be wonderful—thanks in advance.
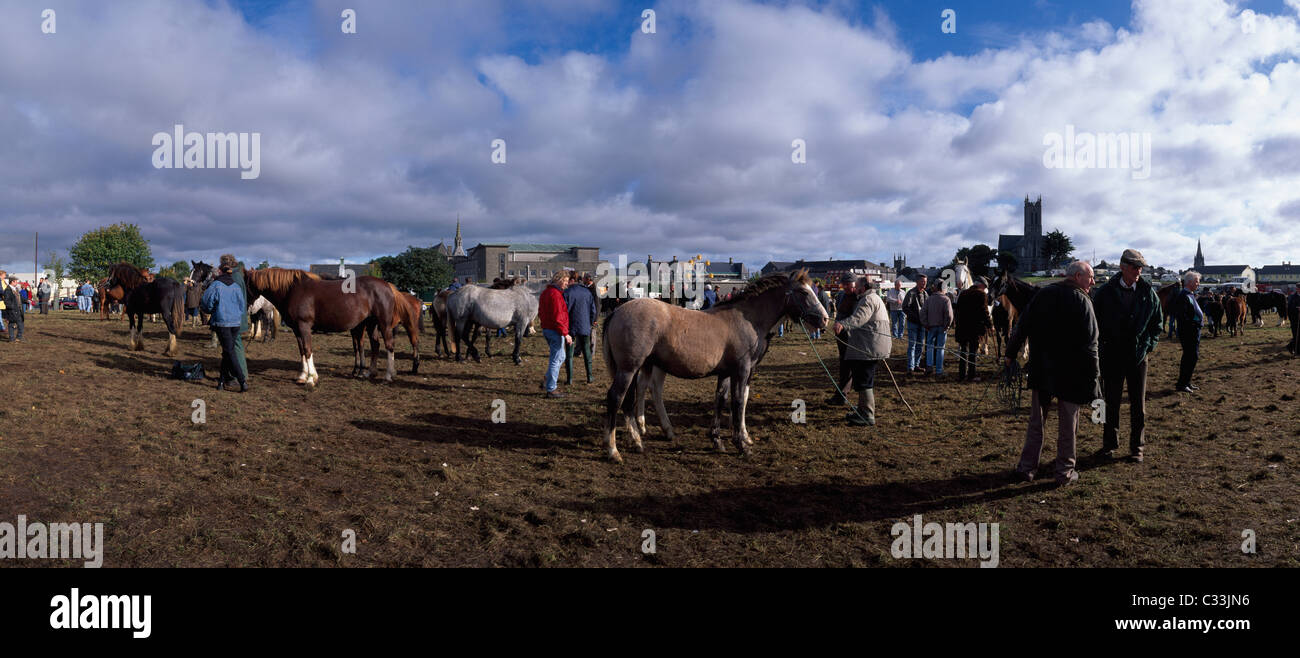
[997,196,1048,273]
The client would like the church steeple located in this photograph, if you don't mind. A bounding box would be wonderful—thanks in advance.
[452,215,466,258]
[1194,239,1205,269]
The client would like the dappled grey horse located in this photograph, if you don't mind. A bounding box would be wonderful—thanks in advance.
[445,282,540,364]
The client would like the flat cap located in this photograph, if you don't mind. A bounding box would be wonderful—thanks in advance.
[1120,249,1147,267]
[839,273,856,283]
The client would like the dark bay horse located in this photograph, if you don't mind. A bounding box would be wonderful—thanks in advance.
[244,267,397,386]
[102,262,152,321]
[97,278,125,320]
[184,261,216,327]
[990,271,1039,357]
[428,290,455,358]
[123,277,186,356]
[601,270,828,463]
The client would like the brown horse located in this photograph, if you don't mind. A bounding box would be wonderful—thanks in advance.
[385,283,424,373]
[601,270,828,462]
[1223,290,1247,336]
[244,268,397,386]
[429,290,456,358]
[97,278,125,320]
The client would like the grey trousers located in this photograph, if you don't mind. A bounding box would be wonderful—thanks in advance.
[1017,389,1080,482]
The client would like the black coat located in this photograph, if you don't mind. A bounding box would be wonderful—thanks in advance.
[1006,280,1101,404]
[1091,274,1162,364]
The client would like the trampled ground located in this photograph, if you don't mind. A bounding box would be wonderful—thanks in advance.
[1,311,1297,567]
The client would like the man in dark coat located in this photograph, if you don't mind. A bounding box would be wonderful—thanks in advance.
[1171,271,1204,392]
[1287,286,1300,355]
[954,277,993,382]
[1005,261,1101,486]
[1091,249,1163,463]
[563,273,599,384]
[825,273,860,405]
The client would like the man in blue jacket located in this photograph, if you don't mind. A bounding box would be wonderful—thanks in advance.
[563,273,599,384]
[201,264,249,392]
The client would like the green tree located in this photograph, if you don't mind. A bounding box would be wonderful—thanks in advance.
[157,260,191,281]
[256,260,270,270]
[68,223,154,281]
[1043,229,1075,267]
[967,244,998,277]
[42,250,68,287]
[372,246,452,292]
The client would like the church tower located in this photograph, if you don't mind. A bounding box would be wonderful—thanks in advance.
[893,253,906,272]
[452,216,466,258]
[1023,196,1043,270]
[1194,239,1204,270]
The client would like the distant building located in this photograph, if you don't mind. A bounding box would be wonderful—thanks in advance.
[435,218,468,260]
[761,259,896,284]
[1188,241,1255,287]
[1257,263,1300,289]
[454,243,603,284]
[997,196,1048,273]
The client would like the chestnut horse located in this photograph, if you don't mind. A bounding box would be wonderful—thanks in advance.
[97,278,125,320]
[101,262,153,320]
[244,267,397,386]
[601,270,828,463]
[384,283,424,373]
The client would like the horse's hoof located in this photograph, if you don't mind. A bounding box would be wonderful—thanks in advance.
[513,357,522,365]
[608,451,624,464]
[633,442,645,454]
[713,440,727,453]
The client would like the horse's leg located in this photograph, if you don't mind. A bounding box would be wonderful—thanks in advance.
[410,325,419,374]
[732,368,754,454]
[464,319,480,362]
[512,323,523,365]
[483,326,492,357]
[305,330,320,386]
[380,323,395,383]
[294,328,311,384]
[604,369,637,463]
[710,376,730,452]
[352,325,368,378]
[634,364,650,436]
[650,365,674,442]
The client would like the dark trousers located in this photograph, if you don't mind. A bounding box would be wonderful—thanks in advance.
[957,339,979,380]
[846,359,878,391]
[834,340,852,393]
[214,326,247,384]
[3,311,18,341]
[38,297,49,314]
[1101,355,1147,454]
[1289,311,1299,353]
[564,333,593,383]
[1176,328,1199,388]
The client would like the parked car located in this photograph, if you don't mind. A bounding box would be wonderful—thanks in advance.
[58,296,78,310]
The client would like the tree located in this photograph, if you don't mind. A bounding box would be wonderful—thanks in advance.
[967,244,998,277]
[256,260,270,270]
[42,250,68,286]
[1043,229,1075,267]
[157,260,191,281]
[68,223,154,281]
[372,246,452,292]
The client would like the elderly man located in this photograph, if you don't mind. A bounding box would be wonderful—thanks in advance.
[1171,271,1204,393]
[1006,261,1101,486]
[1287,285,1300,355]
[902,274,929,372]
[1092,250,1163,463]
[954,277,993,382]
[834,276,892,426]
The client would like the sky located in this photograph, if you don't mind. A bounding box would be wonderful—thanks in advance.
[2,0,1300,277]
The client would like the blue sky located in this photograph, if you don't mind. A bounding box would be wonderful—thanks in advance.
[3,0,1300,276]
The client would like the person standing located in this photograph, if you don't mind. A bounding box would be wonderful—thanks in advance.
[903,275,929,372]
[825,273,860,405]
[1287,285,1300,355]
[701,284,718,310]
[954,277,993,382]
[78,280,95,314]
[538,271,572,398]
[922,281,953,376]
[200,264,249,392]
[1092,250,1162,463]
[218,255,251,383]
[0,272,18,341]
[37,277,51,315]
[1172,271,1203,393]
[4,276,24,341]
[835,276,891,427]
[885,279,906,338]
[1006,261,1101,486]
[563,272,598,385]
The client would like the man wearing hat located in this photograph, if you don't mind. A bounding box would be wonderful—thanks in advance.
[954,276,994,382]
[825,273,861,405]
[1091,249,1163,463]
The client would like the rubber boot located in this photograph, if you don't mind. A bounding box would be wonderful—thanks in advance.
[845,389,876,426]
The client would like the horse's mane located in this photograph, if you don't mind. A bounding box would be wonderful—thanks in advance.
[490,277,525,289]
[244,267,322,297]
[107,262,150,289]
[714,269,810,308]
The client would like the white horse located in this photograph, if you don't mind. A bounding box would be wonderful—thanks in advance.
[445,281,540,364]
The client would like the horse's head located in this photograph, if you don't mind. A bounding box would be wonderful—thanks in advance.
[784,269,829,329]
[187,261,216,288]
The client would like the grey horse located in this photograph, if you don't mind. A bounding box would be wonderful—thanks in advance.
[445,281,541,364]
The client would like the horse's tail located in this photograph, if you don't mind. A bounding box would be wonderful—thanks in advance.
[170,283,186,338]
[270,306,280,341]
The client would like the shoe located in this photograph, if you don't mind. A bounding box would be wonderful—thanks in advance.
[216,380,227,391]
[1175,386,1194,393]
[239,381,249,393]
[1012,470,1034,483]
[1055,471,1079,487]
[586,376,593,384]
[544,390,566,399]
[1188,384,1200,391]
[1095,448,1115,460]
[845,412,873,426]
[1129,452,1144,463]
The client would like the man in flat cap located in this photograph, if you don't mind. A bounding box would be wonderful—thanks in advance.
[1091,249,1163,463]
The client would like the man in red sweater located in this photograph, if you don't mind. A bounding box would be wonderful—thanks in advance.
[539,271,573,398]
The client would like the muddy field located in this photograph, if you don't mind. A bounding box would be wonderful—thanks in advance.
[1,310,1297,567]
